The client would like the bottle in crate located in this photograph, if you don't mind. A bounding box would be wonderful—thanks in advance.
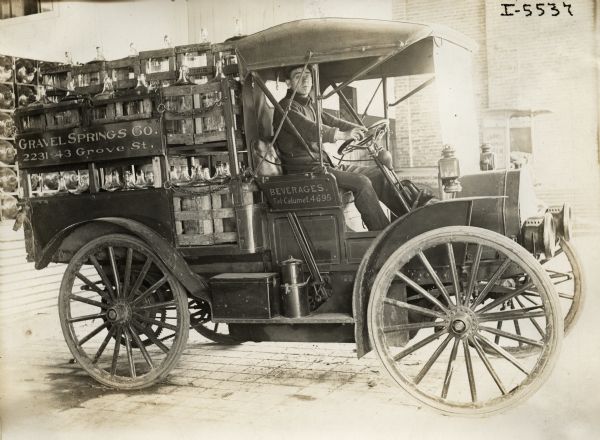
[0,112,16,137]
[15,58,37,84]
[73,170,90,193]
[0,140,16,165]
[0,56,14,83]
[0,83,15,110]
[0,167,17,192]
[0,193,18,220]
[43,172,59,191]
[57,173,69,193]
[17,85,38,107]
[30,173,41,192]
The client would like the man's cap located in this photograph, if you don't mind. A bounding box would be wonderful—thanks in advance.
[282,64,311,79]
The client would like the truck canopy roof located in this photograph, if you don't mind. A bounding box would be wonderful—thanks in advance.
[232,18,476,80]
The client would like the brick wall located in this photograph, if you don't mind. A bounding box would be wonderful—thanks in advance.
[484,1,598,189]
[392,0,599,193]
[392,0,489,171]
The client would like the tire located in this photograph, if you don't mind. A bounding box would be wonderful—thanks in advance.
[189,298,240,345]
[541,238,584,334]
[367,226,562,415]
[59,234,189,389]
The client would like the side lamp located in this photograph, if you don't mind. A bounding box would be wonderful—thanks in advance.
[438,144,461,193]
[480,143,496,171]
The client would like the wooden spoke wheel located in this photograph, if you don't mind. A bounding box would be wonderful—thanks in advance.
[368,226,562,415]
[188,299,239,345]
[540,238,584,334]
[59,234,189,389]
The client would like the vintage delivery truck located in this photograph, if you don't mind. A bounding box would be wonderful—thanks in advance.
[12,18,582,415]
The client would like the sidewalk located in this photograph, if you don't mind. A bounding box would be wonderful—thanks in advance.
[1,236,600,439]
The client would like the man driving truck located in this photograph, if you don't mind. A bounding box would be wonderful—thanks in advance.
[273,65,432,231]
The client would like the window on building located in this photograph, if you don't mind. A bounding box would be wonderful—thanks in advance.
[0,0,53,20]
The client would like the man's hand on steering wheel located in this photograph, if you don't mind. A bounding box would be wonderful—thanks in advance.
[337,120,388,156]
[334,127,366,142]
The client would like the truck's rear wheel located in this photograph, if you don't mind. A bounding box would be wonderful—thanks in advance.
[189,298,239,345]
[59,234,189,389]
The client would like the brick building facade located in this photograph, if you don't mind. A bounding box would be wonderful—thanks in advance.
[391,0,599,198]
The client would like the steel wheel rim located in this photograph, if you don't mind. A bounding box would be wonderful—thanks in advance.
[540,238,584,334]
[189,299,239,345]
[59,234,189,389]
[368,226,562,415]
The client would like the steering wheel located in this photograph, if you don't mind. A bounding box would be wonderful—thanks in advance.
[337,119,389,156]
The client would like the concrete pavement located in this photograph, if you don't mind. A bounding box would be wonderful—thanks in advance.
[1,236,599,440]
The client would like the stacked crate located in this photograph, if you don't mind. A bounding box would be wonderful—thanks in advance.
[172,182,257,246]
[72,60,106,96]
[40,62,71,102]
[175,43,214,84]
[0,55,44,220]
[106,56,140,90]
[162,80,242,145]
[139,47,176,89]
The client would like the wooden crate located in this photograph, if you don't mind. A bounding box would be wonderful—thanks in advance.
[161,80,243,146]
[44,100,84,130]
[139,48,176,82]
[114,95,153,121]
[73,61,106,95]
[162,84,195,145]
[89,99,116,124]
[15,106,46,133]
[175,43,214,84]
[173,183,257,246]
[106,57,140,90]
[40,62,70,99]
[211,187,237,243]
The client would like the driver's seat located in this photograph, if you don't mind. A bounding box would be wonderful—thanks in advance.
[251,137,355,205]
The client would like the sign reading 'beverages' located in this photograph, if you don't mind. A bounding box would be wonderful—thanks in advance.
[260,175,341,211]
[15,119,162,168]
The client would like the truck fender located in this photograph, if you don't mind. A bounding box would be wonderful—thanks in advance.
[37,217,211,303]
[352,199,475,358]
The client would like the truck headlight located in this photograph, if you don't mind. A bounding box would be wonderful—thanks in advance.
[547,203,572,242]
[522,211,556,258]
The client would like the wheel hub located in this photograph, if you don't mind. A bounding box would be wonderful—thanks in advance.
[447,306,478,338]
[106,303,132,323]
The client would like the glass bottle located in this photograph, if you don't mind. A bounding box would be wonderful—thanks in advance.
[145,170,155,186]
[57,173,68,193]
[103,172,113,191]
[169,165,180,183]
[175,65,193,85]
[135,74,148,94]
[111,169,121,190]
[95,46,106,61]
[135,170,147,187]
[214,52,225,79]
[202,166,211,181]
[190,165,201,184]
[124,170,136,189]
[77,170,89,192]
[179,165,191,184]
[199,28,209,44]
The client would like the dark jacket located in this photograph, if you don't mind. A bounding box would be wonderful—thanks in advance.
[273,90,360,173]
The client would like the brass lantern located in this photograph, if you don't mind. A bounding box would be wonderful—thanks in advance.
[480,143,496,171]
[438,144,461,193]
